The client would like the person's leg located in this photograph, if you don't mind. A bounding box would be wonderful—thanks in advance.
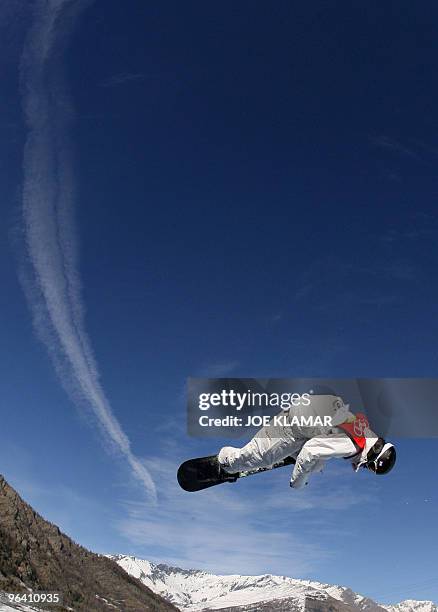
[218,420,302,473]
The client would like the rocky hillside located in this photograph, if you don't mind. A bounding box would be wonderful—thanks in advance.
[0,475,179,612]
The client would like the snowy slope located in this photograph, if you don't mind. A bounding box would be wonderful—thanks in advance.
[0,602,40,612]
[385,602,437,612]
[108,555,366,610]
[109,556,307,610]
[109,555,437,612]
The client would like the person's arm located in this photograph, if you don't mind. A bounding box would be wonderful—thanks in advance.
[290,434,356,489]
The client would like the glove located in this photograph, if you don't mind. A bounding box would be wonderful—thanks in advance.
[290,475,308,489]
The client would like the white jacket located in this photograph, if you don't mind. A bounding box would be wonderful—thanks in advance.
[291,427,379,489]
[218,394,380,489]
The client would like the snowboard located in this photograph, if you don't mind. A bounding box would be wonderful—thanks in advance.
[177,454,296,492]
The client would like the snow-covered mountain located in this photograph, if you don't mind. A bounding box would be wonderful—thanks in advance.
[108,555,390,611]
[386,604,438,612]
[109,555,437,612]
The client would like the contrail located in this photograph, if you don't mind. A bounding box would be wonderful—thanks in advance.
[19,0,156,500]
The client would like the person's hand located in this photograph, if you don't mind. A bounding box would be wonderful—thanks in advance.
[290,477,308,489]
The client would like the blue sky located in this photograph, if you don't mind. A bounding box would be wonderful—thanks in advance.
[1,0,438,606]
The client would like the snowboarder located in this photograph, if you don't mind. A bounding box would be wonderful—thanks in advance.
[217,388,396,489]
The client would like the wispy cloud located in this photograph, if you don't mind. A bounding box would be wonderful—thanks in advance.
[99,72,147,88]
[369,135,420,160]
[199,361,240,377]
[114,456,332,576]
[19,0,156,500]
[112,452,375,577]
[379,261,417,281]
[380,226,435,244]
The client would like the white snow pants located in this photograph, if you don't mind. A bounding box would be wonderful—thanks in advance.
[218,417,306,473]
